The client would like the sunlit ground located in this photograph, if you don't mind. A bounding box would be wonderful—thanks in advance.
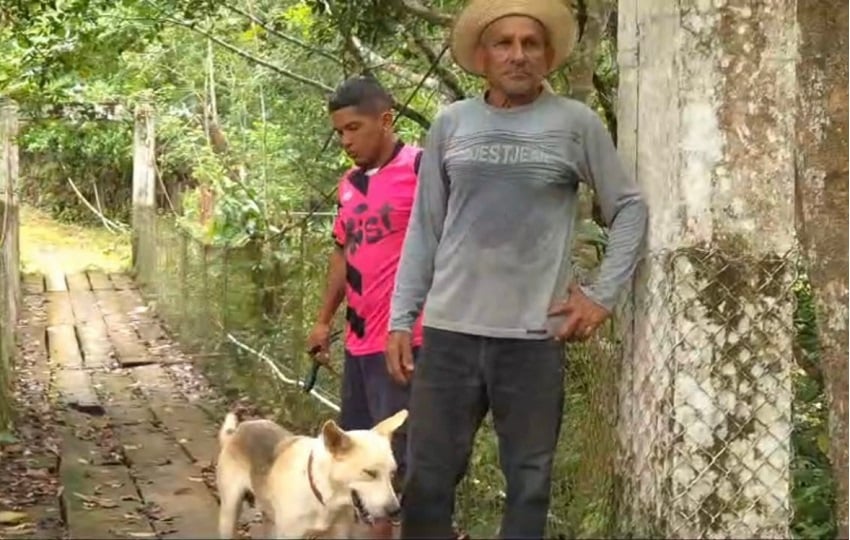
[19,205,131,275]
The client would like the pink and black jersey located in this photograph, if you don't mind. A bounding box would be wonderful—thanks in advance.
[333,142,425,356]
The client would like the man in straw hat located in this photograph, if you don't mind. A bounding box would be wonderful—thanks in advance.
[386,0,648,538]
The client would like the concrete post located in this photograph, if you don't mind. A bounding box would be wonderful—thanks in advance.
[616,2,797,537]
[132,103,156,284]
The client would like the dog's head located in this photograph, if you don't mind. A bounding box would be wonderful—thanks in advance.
[320,409,408,523]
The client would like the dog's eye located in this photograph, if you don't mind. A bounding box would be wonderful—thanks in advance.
[363,469,378,479]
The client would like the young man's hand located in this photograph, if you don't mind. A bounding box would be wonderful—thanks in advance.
[306,322,332,363]
[548,283,611,341]
[385,331,415,385]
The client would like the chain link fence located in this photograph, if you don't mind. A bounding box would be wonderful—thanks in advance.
[617,246,798,538]
[138,213,833,538]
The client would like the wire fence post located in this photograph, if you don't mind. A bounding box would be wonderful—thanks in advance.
[132,101,156,285]
[178,223,188,341]
[221,247,229,339]
[294,220,307,356]
[0,99,20,428]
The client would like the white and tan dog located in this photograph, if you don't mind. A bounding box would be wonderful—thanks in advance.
[216,409,407,539]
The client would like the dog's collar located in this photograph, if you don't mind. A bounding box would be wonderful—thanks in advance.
[307,450,325,506]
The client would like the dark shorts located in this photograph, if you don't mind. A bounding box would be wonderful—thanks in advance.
[339,348,418,478]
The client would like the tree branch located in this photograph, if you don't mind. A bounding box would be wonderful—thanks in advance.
[345,37,433,129]
[222,4,343,65]
[396,0,452,26]
[165,17,335,93]
[406,29,464,101]
[348,34,443,94]
[164,18,431,128]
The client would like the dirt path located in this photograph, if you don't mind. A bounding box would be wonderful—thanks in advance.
[0,269,261,538]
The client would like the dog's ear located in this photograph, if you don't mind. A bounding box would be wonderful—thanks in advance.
[372,409,409,438]
[322,420,353,455]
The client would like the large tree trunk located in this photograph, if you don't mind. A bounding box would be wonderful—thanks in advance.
[794,1,849,537]
[616,1,797,536]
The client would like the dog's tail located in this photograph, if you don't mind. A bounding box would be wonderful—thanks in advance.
[219,412,239,446]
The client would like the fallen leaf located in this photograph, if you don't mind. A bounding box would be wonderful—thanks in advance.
[73,492,118,509]
[126,531,157,538]
[0,511,28,525]
[25,468,49,479]
[2,522,35,536]
[77,458,89,465]
[186,476,203,483]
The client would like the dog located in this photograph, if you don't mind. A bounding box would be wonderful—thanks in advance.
[216,409,408,539]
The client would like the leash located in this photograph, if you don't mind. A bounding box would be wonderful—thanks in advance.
[303,329,343,393]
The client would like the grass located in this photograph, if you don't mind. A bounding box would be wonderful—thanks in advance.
[19,205,131,275]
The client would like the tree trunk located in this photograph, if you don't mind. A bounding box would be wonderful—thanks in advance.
[565,0,616,103]
[794,1,849,537]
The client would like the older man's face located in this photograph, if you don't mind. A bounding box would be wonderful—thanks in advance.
[476,15,552,100]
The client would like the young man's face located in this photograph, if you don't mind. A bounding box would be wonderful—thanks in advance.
[330,106,393,169]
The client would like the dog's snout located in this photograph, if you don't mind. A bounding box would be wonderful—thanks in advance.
[385,503,402,519]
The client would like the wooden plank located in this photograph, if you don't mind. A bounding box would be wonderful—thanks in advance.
[130,365,219,466]
[136,321,168,347]
[47,325,82,369]
[91,371,151,426]
[45,291,74,326]
[103,289,175,360]
[66,272,92,291]
[86,270,113,291]
[44,270,67,292]
[111,289,146,319]
[96,290,152,366]
[22,273,44,294]
[105,319,151,366]
[59,413,154,539]
[108,273,135,290]
[97,372,220,539]
[94,290,121,317]
[69,290,101,324]
[55,369,103,414]
[76,322,112,369]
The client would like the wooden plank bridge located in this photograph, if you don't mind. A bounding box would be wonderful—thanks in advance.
[3,270,260,539]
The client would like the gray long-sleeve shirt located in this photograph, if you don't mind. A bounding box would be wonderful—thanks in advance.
[389,90,647,339]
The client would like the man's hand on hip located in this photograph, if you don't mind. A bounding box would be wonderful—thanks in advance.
[386,331,415,385]
[548,283,611,342]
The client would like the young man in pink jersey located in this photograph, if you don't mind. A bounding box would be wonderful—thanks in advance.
[306,76,424,537]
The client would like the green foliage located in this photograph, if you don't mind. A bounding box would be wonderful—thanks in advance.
[791,276,837,540]
[20,120,133,224]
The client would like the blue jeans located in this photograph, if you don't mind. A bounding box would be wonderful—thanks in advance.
[339,348,417,481]
[401,327,565,539]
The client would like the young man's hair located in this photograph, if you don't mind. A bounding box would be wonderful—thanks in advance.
[327,75,394,115]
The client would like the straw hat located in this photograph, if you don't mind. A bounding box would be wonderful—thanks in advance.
[450,0,578,76]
